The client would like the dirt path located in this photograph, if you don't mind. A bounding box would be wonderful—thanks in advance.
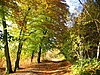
[2,60,72,75]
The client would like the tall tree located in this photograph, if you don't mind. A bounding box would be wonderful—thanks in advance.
[0,0,13,73]
[70,0,100,59]
[14,7,31,72]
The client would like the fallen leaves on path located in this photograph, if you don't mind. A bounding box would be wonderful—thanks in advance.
[9,60,72,75]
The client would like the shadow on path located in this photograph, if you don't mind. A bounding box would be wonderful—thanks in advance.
[10,60,72,75]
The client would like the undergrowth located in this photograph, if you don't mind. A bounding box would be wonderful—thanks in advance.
[71,58,100,75]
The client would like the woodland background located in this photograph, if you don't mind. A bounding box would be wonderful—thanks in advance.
[0,0,100,75]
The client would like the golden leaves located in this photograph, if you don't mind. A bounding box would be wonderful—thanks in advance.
[17,20,23,26]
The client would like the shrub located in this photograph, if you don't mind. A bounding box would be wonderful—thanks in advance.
[70,58,100,75]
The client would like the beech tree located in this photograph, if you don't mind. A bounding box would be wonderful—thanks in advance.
[0,0,13,73]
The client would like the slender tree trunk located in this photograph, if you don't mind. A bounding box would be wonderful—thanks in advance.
[14,42,23,72]
[14,29,23,72]
[37,30,47,63]
[97,42,100,59]
[3,23,13,74]
[31,50,34,62]
[37,46,42,63]
[2,1,13,73]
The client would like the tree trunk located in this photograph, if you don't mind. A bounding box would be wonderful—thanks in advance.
[14,42,23,72]
[31,50,34,62]
[37,30,47,63]
[14,29,23,72]
[97,42,100,59]
[37,46,42,63]
[2,2,13,73]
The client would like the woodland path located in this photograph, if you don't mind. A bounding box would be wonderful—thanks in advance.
[1,60,72,75]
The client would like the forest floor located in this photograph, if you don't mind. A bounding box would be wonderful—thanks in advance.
[0,60,72,75]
